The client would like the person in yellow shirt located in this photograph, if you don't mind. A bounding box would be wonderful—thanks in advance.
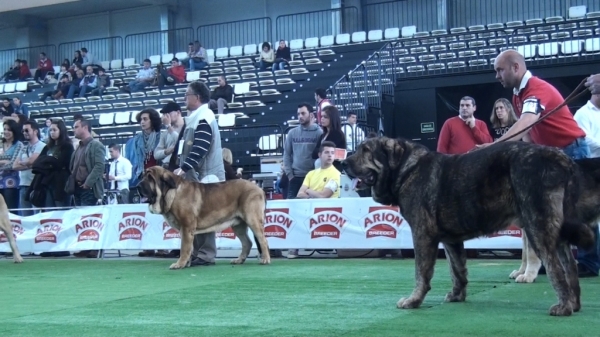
[296,141,341,199]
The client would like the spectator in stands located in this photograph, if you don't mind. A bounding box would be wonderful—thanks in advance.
[0,97,14,116]
[19,60,31,81]
[69,63,82,79]
[189,41,208,70]
[342,112,365,153]
[72,51,83,68]
[0,59,21,82]
[13,120,45,216]
[90,68,110,97]
[12,98,29,118]
[75,65,98,98]
[314,88,332,124]
[0,120,24,210]
[154,102,182,168]
[312,105,346,172]
[273,40,291,71]
[41,74,69,102]
[437,96,492,154]
[478,49,599,277]
[121,59,155,93]
[157,58,185,88]
[105,144,132,204]
[34,52,54,84]
[257,42,275,71]
[297,141,341,199]
[222,148,242,180]
[587,74,600,94]
[174,81,225,266]
[80,47,97,68]
[30,119,74,209]
[283,103,323,199]
[56,64,72,82]
[209,76,233,115]
[489,98,517,141]
[40,118,51,143]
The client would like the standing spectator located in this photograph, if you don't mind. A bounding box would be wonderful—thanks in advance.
[69,117,105,258]
[157,58,185,88]
[90,68,110,97]
[574,94,600,156]
[154,102,181,167]
[173,81,225,267]
[489,98,518,141]
[0,120,24,210]
[283,103,323,199]
[13,120,45,216]
[257,42,275,70]
[105,144,132,204]
[189,41,208,70]
[312,105,346,172]
[209,76,233,115]
[18,60,31,81]
[272,40,291,71]
[0,60,21,82]
[314,88,332,124]
[222,148,242,180]
[121,59,155,93]
[437,96,493,154]
[34,52,54,84]
[12,98,29,118]
[342,112,365,153]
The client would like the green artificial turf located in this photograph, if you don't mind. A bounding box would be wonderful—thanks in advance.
[1,258,599,337]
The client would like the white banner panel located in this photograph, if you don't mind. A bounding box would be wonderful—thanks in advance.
[0,198,523,252]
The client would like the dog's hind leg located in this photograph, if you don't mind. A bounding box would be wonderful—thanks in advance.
[509,233,528,279]
[514,232,542,283]
[231,223,252,265]
[397,226,439,310]
[557,241,581,312]
[1,218,22,263]
[443,241,468,302]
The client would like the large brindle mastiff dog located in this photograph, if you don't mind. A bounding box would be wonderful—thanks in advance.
[139,166,271,269]
[0,193,23,263]
[342,137,600,316]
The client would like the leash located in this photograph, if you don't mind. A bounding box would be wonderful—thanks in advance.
[494,77,590,143]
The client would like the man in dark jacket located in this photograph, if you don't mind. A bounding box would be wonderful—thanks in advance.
[208,76,233,115]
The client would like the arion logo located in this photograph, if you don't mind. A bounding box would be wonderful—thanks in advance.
[118,212,148,241]
[35,218,62,244]
[362,206,403,239]
[163,221,181,240]
[75,213,104,242]
[264,208,294,239]
[0,219,23,243]
[308,207,348,239]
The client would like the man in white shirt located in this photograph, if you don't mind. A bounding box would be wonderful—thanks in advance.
[574,94,600,157]
[13,120,45,216]
[342,112,365,153]
[122,59,155,93]
[105,143,132,204]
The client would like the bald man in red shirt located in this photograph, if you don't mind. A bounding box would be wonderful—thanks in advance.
[479,49,599,278]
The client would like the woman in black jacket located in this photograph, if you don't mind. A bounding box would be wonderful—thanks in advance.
[272,40,291,71]
[312,105,346,172]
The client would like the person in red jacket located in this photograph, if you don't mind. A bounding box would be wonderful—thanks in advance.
[157,57,185,89]
[19,60,31,81]
[478,49,599,277]
[34,52,54,84]
[437,96,493,154]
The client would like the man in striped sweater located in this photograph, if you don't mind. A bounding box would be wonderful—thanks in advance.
[174,81,225,267]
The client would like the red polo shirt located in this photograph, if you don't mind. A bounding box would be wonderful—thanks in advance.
[512,72,585,148]
[437,116,493,154]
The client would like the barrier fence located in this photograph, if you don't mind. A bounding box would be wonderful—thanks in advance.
[124,28,195,65]
[0,45,56,77]
[275,7,360,42]
[197,18,272,52]
[220,124,284,166]
[58,37,123,67]
[362,0,441,33]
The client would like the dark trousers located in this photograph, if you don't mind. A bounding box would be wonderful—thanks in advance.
[73,185,97,206]
[287,176,304,199]
[0,188,19,211]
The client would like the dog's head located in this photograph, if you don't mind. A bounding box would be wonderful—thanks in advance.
[139,166,178,214]
[342,137,428,205]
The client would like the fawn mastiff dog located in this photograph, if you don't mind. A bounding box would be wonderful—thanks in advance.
[138,166,271,269]
[342,137,599,316]
[0,193,23,263]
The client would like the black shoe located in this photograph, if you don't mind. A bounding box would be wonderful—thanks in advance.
[190,256,215,266]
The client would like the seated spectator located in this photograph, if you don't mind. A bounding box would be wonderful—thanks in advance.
[0,97,14,116]
[189,41,208,70]
[272,40,291,71]
[69,63,82,79]
[296,141,341,199]
[34,52,54,84]
[209,76,233,115]
[91,68,110,97]
[19,60,31,81]
[12,97,29,118]
[42,72,57,86]
[41,74,71,102]
[80,47,97,67]
[222,148,242,180]
[121,59,155,93]
[157,58,185,88]
[55,64,72,83]
[257,42,275,70]
[72,51,83,69]
[67,65,97,98]
[0,59,21,82]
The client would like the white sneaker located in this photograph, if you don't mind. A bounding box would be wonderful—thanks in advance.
[287,249,299,259]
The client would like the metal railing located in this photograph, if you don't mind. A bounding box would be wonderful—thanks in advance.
[124,28,195,64]
[275,7,359,41]
[362,0,441,33]
[58,37,123,66]
[197,18,272,50]
[220,124,284,166]
[0,45,56,77]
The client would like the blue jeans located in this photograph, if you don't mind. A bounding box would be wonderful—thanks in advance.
[562,137,600,275]
[128,80,149,92]
[272,61,287,71]
[189,59,207,71]
[19,186,37,217]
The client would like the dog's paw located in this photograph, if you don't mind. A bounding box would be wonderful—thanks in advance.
[169,262,186,270]
[444,291,466,303]
[259,257,271,265]
[13,255,23,263]
[230,258,246,265]
[515,273,537,283]
[396,297,422,309]
[549,303,573,316]
[509,269,524,279]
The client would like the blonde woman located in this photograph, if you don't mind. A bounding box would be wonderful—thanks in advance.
[490,98,518,141]
[222,148,242,180]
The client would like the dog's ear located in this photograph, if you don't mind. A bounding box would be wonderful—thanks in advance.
[383,138,403,169]
[161,171,178,190]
